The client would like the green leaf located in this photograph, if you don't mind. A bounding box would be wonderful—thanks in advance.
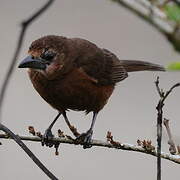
[167,62,180,70]
[164,4,180,22]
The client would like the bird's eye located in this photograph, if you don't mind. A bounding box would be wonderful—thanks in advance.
[41,50,56,61]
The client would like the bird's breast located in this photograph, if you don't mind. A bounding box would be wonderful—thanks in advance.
[28,68,114,113]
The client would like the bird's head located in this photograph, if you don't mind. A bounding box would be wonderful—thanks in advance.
[18,35,69,79]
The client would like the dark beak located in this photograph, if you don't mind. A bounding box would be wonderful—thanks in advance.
[18,56,46,70]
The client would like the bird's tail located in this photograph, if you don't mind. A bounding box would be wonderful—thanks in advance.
[120,60,165,72]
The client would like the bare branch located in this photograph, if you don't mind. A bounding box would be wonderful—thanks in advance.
[164,118,177,154]
[155,77,164,180]
[0,124,58,180]
[156,99,163,180]
[162,83,180,103]
[155,77,180,180]
[1,132,180,165]
[111,0,180,52]
[0,0,58,179]
[155,76,163,98]
[0,0,54,122]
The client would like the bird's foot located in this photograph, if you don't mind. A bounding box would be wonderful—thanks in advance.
[75,129,93,149]
[41,128,54,147]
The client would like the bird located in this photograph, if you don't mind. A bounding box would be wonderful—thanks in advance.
[18,35,165,148]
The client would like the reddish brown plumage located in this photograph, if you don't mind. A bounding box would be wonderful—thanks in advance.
[18,35,165,148]
[28,67,114,113]
[20,35,165,114]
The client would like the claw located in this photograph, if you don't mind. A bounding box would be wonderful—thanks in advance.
[41,128,54,147]
[75,129,93,149]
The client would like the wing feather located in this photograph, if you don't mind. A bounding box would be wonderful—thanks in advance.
[73,39,128,85]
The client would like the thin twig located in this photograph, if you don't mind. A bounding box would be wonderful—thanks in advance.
[155,77,163,180]
[0,124,58,180]
[0,0,54,122]
[164,118,177,154]
[0,0,58,179]
[156,96,163,180]
[111,0,180,52]
[155,77,180,180]
[111,0,174,33]
[0,133,180,164]
[155,76,163,97]
[162,83,180,103]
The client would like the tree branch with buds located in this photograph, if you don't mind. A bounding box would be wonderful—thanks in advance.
[1,128,180,164]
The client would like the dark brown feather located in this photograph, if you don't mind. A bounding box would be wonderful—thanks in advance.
[28,68,114,113]
[119,60,165,72]
[24,35,165,113]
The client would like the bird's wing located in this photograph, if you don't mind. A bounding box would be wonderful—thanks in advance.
[102,49,128,84]
[73,45,128,85]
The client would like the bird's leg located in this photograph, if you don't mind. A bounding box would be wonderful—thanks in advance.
[62,111,80,137]
[42,112,61,147]
[75,112,98,149]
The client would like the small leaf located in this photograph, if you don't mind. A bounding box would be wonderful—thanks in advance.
[167,62,180,70]
[164,4,180,22]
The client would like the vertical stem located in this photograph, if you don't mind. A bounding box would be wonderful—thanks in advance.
[157,101,162,180]
[155,78,180,180]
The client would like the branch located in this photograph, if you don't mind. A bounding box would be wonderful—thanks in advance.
[111,0,180,52]
[164,118,177,154]
[0,0,59,179]
[0,124,58,180]
[1,133,180,165]
[0,0,54,122]
[155,77,163,180]
[155,77,180,180]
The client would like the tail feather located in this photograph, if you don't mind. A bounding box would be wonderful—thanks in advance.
[120,60,165,72]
